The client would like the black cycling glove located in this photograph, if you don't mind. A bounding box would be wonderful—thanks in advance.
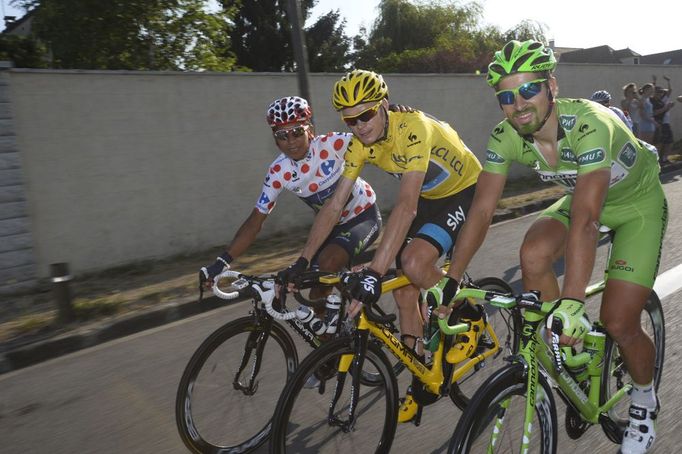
[277,256,309,288]
[346,268,382,306]
[199,251,232,289]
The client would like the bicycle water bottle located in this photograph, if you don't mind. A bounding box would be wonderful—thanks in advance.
[582,326,606,378]
[295,305,327,335]
[324,294,341,334]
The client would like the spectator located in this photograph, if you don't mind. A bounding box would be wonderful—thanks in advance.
[652,76,675,163]
[638,83,657,144]
[621,82,641,136]
[590,90,633,131]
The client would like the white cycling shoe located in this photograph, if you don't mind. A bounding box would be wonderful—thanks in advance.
[619,402,658,453]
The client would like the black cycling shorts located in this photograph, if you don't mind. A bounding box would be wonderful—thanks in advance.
[396,184,476,267]
[311,203,382,267]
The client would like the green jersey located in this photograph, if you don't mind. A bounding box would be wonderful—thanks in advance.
[484,98,660,205]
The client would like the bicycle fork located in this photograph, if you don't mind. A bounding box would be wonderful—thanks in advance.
[233,316,273,395]
[327,329,370,432]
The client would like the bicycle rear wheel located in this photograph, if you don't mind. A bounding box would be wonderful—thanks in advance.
[176,316,297,453]
[450,277,522,409]
[449,362,558,454]
[600,289,665,443]
[270,336,398,454]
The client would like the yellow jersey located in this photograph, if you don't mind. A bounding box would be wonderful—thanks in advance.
[341,110,481,199]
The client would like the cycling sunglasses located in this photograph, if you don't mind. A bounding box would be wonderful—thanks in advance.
[342,101,382,127]
[273,125,309,141]
[495,78,547,105]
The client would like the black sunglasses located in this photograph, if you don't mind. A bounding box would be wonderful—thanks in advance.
[342,101,382,127]
[273,125,308,141]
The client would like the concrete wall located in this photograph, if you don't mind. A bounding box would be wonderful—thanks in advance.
[6,64,682,279]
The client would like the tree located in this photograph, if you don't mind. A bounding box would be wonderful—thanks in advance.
[351,0,547,74]
[221,0,352,72]
[11,0,240,71]
[0,35,48,68]
[306,10,351,72]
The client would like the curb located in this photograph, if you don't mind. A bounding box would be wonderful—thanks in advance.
[2,161,680,375]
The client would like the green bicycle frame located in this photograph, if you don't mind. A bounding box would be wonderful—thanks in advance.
[439,287,633,452]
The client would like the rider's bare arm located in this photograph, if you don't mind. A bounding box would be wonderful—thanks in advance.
[226,209,268,260]
[448,171,507,281]
[368,170,425,275]
[301,175,355,261]
[562,168,610,299]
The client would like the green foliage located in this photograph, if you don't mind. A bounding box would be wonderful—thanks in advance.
[12,0,241,71]
[306,10,351,72]
[0,34,48,68]
[221,0,351,72]
[352,0,547,73]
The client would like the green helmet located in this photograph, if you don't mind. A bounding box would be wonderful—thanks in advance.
[332,69,389,110]
[486,40,556,88]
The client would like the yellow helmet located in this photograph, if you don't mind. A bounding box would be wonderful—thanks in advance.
[332,69,389,110]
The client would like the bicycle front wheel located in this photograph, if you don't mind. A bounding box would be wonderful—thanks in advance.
[270,336,398,454]
[449,362,558,454]
[600,289,665,443]
[450,277,522,409]
[175,316,298,453]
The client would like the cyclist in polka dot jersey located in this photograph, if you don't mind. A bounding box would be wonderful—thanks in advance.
[200,96,381,301]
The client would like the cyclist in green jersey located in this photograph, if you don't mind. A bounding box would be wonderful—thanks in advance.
[431,40,667,454]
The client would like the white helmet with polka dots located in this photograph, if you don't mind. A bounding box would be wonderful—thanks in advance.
[266,96,313,128]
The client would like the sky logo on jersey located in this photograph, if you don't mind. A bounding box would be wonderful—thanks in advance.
[560,148,578,164]
[578,149,605,166]
[446,206,466,231]
[486,150,506,164]
[258,193,271,205]
[618,143,637,168]
[559,115,577,131]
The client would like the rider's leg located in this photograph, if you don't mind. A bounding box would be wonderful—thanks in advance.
[600,279,656,395]
[519,217,566,300]
[394,238,443,351]
[309,243,349,300]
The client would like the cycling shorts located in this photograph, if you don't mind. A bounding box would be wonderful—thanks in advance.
[396,184,476,267]
[312,203,382,267]
[539,185,667,288]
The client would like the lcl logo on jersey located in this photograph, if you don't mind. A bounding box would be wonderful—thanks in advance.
[446,206,466,231]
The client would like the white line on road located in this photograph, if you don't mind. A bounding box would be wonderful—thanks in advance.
[654,264,682,299]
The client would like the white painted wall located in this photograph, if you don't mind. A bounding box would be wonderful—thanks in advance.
[8,65,681,276]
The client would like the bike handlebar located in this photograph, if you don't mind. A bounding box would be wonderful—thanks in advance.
[437,287,591,373]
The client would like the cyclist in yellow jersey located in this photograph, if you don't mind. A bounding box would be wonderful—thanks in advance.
[278,70,482,421]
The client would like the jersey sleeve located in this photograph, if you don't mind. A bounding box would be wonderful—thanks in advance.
[341,136,366,181]
[482,122,514,175]
[571,113,613,175]
[254,160,285,214]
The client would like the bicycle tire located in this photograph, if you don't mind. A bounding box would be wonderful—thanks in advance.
[449,362,558,454]
[270,336,398,454]
[176,316,298,454]
[600,289,665,443]
[449,276,522,410]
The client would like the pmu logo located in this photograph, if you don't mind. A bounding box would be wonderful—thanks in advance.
[446,206,466,231]
[559,115,576,131]
[611,259,634,273]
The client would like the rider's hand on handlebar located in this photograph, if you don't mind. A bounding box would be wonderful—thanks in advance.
[546,297,590,346]
[343,268,382,317]
[277,256,309,296]
[199,252,233,290]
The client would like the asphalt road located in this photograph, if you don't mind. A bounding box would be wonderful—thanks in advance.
[2,170,682,453]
